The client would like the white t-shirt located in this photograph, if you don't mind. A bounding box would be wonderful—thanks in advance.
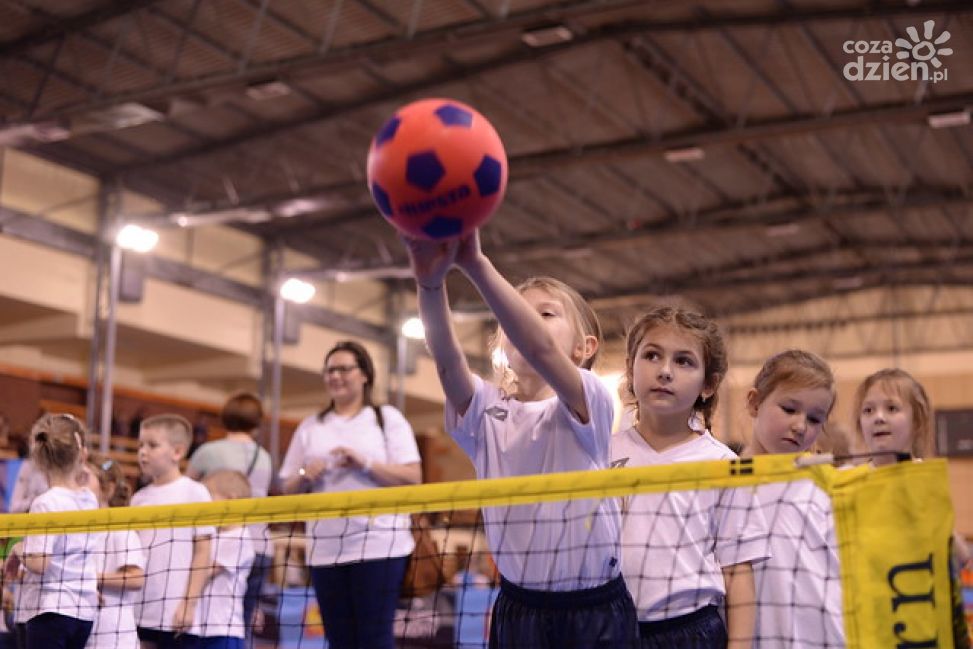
[278,405,420,566]
[611,428,770,622]
[20,487,101,622]
[88,530,146,649]
[130,476,215,631]
[191,526,255,638]
[188,439,273,557]
[446,369,620,591]
[753,480,844,648]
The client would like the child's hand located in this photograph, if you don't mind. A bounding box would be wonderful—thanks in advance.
[452,231,484,272]
[172,598,196,633]
[401,235,459,288]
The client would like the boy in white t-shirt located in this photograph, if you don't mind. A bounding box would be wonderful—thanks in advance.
[130,415,214,649]
[190,471,255,649]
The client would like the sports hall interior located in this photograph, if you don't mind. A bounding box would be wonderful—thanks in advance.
[0,0,970,544]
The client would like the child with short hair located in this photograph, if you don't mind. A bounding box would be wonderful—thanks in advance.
[130,415,214,649]
[85,455,146,649]
[743,350,843,647]
[189,470,255,649]
[4,414,100,649]
[611,306,768,649]
[404,232,639,649]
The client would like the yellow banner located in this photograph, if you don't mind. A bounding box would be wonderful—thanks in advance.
[833,460,956,649]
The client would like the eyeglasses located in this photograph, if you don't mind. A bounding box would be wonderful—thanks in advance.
[324,364,359,376]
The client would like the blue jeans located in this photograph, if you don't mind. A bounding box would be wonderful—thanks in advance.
[25,613,92,649]
[310,556,409,649]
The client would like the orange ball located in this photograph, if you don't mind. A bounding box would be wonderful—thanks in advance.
[366,98,508,240]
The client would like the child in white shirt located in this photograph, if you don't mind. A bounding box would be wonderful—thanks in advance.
[4,414,100,649]
[404,232,638,649]
[130,415,214,649]
[84,455,146,649]
[743,350,843,648]
[611,306,769,649]
[190,470,255,649]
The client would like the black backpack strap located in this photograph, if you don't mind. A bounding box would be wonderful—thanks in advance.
[245,441,261,477]
[372,404,386,440]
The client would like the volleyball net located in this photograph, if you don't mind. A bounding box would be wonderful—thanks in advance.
[0,456,962,648]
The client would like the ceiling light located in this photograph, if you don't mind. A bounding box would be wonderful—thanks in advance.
[75,102,164,131]
[246,80,292,101]
[833,276,864,290]
[274,196,334,218]
[664,146,705,163]
[765,222,801,237]
[115,224,159,253]
[521,25,573,48]
[279,278,315,304]
[401,317,425,340]
[927,110,970,129]
[168,208,271,227]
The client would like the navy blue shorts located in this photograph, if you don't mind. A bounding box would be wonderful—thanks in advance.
[489,575,639,649]
[638,605,727,649]
[136,627,201,649]
[25,613,92,649]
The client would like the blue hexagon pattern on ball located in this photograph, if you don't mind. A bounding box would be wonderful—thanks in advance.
[434,104,473,128]
[405,151,445,192]
[473,155,503,197]
[370,183,393,218]
[366,98,508,240]
[373,116,401,148]
[423,215,465,239]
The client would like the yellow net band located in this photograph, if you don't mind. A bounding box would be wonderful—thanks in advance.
[0,453,860,536]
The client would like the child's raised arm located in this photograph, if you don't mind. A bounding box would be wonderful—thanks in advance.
[456,232,591,422]
[403,236,476,416]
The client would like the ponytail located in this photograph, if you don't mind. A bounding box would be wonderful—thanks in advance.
[31,413,86,475]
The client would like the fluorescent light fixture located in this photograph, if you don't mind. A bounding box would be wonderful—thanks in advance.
[168,208,271,227]
[833,276,864,290]
[927,110,970,129]
[401,317,425,340]
[280,277,316,304]
[115,224,159,253]
[664,146,705,163]
[521,25,573,48]
[274,197,334,218]
[246,80,292,101]
[765,222,801,237]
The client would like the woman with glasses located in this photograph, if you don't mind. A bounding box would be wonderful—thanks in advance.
[278,340,422,649]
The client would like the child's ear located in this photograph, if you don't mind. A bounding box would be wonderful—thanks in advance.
[578,335,599,364]
[701,373,721,402]
[746,388,761,418]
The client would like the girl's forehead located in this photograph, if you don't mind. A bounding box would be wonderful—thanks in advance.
[638,324,704,353]
[864,380,905,402]
[521,286,562,306]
